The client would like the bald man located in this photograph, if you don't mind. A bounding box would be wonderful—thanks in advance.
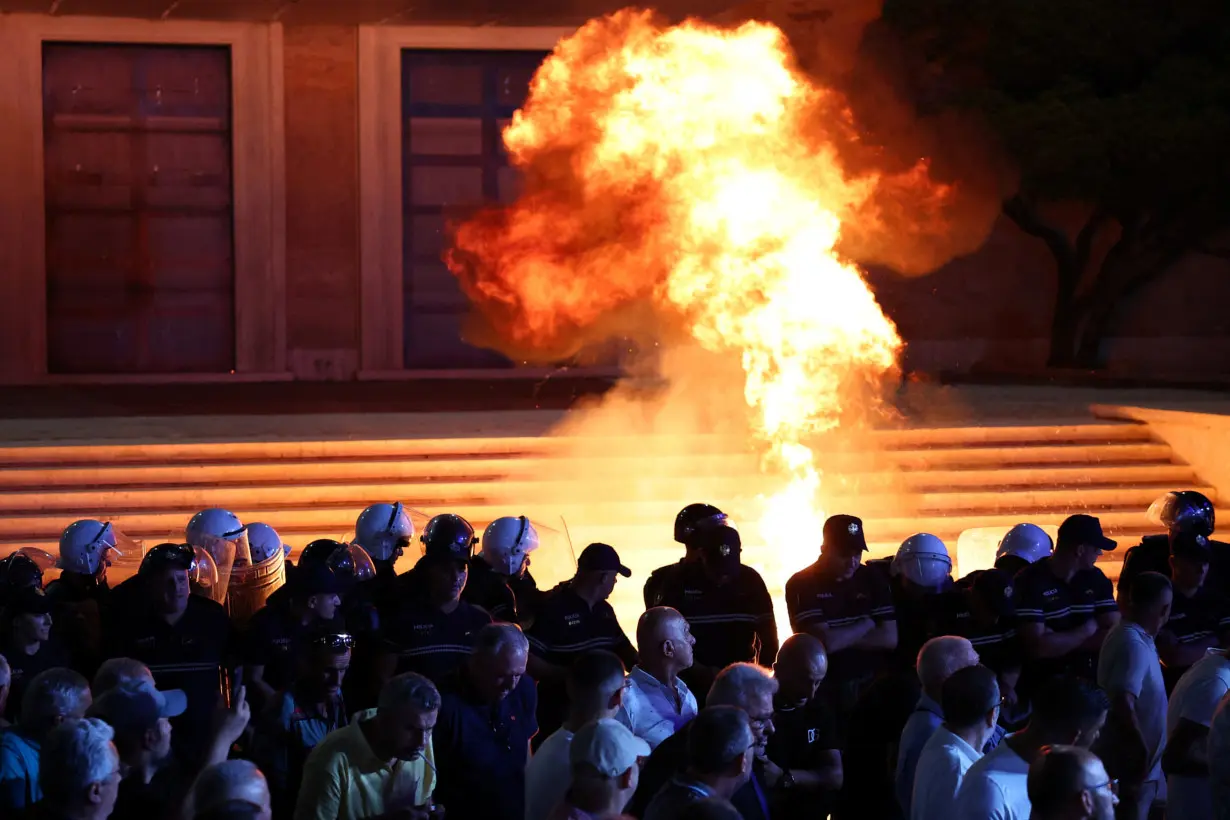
[763,634,842,819]
[189,759,273,820]
[618,607,699,749]
[1027,745,1118,820]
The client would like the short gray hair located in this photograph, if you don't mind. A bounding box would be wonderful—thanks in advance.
[378,672,442,714]
[707,663,778,710]
[92,657,153,696]
[39,717,118,807]
[917,636,978,700]
[190,759,271,816]
[22,667,91,731]
[473,622,529,657]
[0,652,10,687]
[687,706,753,774]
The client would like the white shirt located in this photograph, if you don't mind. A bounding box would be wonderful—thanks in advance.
[1098,621,1168,783]
[616,666,698,750]
[911,725,983,820]
[955,740,1032,820]
[1167,653,1230,819]
[524,727,574,820]
[1207,689,1230,820]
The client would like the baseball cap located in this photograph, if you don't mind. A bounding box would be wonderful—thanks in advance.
[1171,531,1213,563]
[570,718,650,777]
[7,586,53,615]
[823,514,868,555]
[88,678,187,738]
[577,543,631,578]
[1056,514,1117,552]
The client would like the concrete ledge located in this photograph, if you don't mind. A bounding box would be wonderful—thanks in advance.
[1092,404,1230,502]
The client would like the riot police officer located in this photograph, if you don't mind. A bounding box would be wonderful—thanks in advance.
[651,517,777,700]
[1156,532,1227,690]
[464,515,539,623]
[381,513,491,684]
[644,503,728,608]
[1119,490,1221,599]
[351,502,415,617]
[885,533,954,671]
[994,523,1054,577]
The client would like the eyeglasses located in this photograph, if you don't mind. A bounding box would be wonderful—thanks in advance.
[311,633,355,651]
[748,714,774,732]
[1090,778,1119,797]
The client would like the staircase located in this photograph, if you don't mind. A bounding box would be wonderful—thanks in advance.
[0,419,1216,592]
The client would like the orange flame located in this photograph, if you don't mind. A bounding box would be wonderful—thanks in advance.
[449,9,939,613]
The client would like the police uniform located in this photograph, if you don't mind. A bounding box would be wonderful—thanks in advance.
[461,556,520,622]
[0,588,71,723]
[506,569,544,626]
[44,573,109,675]
[104,591,235,770]
[644,559,689,610]
[938,569,1022,678]
[1013,555,1117,684]
[242,606,345,701]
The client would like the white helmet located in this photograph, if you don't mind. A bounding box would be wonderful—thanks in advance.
[58,519,133,577]
[481,516,539,576]
[891,533,952,588]
[354,503,415,562]
[245,523,285,564]
[997,523,1053,565]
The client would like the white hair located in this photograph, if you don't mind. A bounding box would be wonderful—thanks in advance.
[917,635,978,701]
[190,759,271,816]
[473,622,530,657]
[39,717,118,807]
[0,652,10,687]
[707,663,779,710]
[22,667,91,730]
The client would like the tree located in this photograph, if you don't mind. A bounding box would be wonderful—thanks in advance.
[881,0,1230,367]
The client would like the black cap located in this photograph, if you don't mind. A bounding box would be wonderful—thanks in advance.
[823,514,868,555]
[7,586,54,615]
[1171,531,1213,563]
[577,543,631,577]
[1056,514,1117,552]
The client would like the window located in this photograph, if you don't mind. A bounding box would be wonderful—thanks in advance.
[400,49,547,369]
[43,43,235,374]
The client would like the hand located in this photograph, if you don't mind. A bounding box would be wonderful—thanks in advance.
[759,755,785,788]
[428,805,446,820]
[1001,684,1018,709]
[214,683,251,748]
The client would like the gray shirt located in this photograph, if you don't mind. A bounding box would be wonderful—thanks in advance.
[1098,620,1168,782]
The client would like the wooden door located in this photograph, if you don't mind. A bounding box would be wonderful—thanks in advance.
[43,43,235,374]
[400,49,546,369]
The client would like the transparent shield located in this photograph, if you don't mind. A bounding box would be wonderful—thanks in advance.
[194,534,237,601]
[106,528,145,584]
[520,517,577,588]
[16,547,58,573]
[1146,493,1175,528]
[189,546,224,602]
[337,542,377,584]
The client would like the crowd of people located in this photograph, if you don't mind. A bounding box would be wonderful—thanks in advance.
[0,491,1228,820]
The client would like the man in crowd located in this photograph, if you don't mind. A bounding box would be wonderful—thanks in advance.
[91,676,249,818]
[896,635,984,816]
[1,587,70,722]
[644,706,755,820]
[1118,490,1220,596]
[1015,515,1120,691]
[257,631,353,817]
[956,676,1109,820]
[765,633,842,819]
[91,657,154,696]
[651,522,777,698]
[644,504,728,609]
[1208,689,1230,820]
[527,543,638,740]
[47,519,125,676]
[0,667,92,812]
[189,760,274,820]
[382,523,490,685]
[295,671,440,820]
[785,514,897,732]
[433,623,538,820]
[37,717,122,820]
[631,662,778,820]
[911,664,1001,820]
[104,543,236,770]
[244,564,344,708]
[466,516,539,624]
[1096,572,1170,820]
[884,534,954,672]
[1162,644,1230,818]
[618,607,698,750]
[1156,533,1226,690]
[1026,745,1119,820]
[550,719,647,820]
[526,650,627,820]
[994,523,1054,578]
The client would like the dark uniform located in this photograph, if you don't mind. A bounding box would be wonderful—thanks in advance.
[506,570,544,626]
[766,693,840,819]
[44,573,109,676]
[785,562,896,687]
[461,557,520,622]
[942,569,1022,677]
[0,588,71,722]
[383,583,492,684]
[242,606,345,700]
[1013,556,1117,687]
[105,592,235,770]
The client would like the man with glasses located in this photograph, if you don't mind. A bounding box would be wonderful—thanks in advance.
[103,542,237,771]
[1026,745,1119,820]
[256,630,354,818]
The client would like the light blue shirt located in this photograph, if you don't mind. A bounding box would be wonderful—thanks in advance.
[617,666,698,750]
[896,694,1006,816]
[0,727,41,812]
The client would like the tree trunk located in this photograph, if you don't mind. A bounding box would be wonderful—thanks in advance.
[1047,302,1084,367]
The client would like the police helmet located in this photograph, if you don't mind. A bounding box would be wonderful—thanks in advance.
[245,523,285,565]
[891,533,952,588]
[1148,491,1216,538]
[674,503,729,545]
[301,538,376,585]
[0,549,52,592]
[354,503,415,563]
[422,514,477,560]
[58,519,118,576]
[185,508,245,545]
[996,523,1053,565]
[481,516,539,576]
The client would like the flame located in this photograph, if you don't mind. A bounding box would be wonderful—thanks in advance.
[449,9,929,623]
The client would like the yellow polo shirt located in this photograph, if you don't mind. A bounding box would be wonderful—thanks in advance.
[294,709,436,820]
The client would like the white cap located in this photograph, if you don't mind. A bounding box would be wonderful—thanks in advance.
[569,718,650,777]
